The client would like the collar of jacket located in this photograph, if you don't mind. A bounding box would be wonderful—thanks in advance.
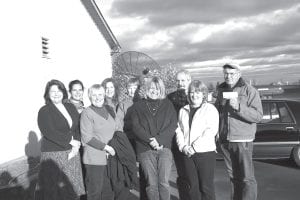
[49,101,69,109]
[218,77,246,90]
[182,102,206,112]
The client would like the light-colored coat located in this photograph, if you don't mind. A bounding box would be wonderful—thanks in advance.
[80,106,117,165]
[176,103,219,153]
[215,78,263,141]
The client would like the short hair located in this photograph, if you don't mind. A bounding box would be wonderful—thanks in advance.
[176,69,191,81]
[188,80,208,103]
[68,79,84,92]
[43,79,68,104]
[127,77,140,87]
[145,76,166,99]
[101,78,119,105]
[88,84,104,100]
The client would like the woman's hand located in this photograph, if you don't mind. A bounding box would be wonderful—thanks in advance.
[104,145,116,156]
[183,145,196,157]
[68,137,81,160]
[149,138,160,149]
[68,146,79,160]
[70,136,81,148]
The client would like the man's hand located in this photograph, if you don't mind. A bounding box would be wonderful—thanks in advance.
[229,98,239,111]
[104,145,116,156]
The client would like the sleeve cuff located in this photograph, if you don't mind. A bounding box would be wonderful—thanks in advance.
[87,137,106,150]
[191,146,197,154]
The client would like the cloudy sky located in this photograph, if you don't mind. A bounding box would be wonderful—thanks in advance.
[99,0,300,85]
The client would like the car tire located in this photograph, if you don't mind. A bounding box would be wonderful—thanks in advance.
[291,146,300,167]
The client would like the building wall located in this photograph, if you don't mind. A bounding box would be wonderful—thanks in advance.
[0,0,113,164]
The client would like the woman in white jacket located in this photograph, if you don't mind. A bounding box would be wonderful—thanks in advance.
[176,80,219,200]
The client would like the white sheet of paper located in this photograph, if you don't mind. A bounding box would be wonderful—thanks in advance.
[223,92,238,99]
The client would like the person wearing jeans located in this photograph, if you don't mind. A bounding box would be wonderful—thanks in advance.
[131,76,177,200]
[215,63,263,200]
[219,142,256,200]
[176,80,219,200]
[138,148,173,200]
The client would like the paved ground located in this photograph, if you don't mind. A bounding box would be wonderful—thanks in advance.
[1,159,300,200]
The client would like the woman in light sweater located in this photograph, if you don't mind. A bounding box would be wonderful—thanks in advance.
[80,84,117,200]
[176,80,219,200]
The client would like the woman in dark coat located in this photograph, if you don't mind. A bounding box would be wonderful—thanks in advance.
[131,76,177,200]
[35,79,85,200]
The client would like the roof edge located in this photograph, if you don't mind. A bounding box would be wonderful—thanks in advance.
[81,0,121,53]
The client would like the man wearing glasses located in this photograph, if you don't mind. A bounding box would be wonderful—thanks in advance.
[215,63,263,200]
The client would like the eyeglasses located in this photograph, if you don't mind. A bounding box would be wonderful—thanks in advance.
[224,72,238,76]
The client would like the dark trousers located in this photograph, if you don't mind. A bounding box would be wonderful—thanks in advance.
[181,151,216,200]
[139,165,148,200]
[219,142,257,200]
[173,148,191,200]
[84,165,113,200]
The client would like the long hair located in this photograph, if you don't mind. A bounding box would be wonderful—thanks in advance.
[101,78,120,106]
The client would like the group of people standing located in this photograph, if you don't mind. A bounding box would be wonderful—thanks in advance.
[35,62,263,200]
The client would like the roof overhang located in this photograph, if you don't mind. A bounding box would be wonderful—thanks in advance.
[81,0,121,54]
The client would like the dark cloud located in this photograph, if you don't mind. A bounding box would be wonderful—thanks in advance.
[110,0,298,26]
[104,0,300,84]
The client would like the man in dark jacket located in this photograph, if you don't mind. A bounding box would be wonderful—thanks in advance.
[167,70,192,200]
[215,63,263,200]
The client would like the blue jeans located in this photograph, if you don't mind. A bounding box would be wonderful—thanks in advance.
[138,148,173,200]
[219,142,257,200]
